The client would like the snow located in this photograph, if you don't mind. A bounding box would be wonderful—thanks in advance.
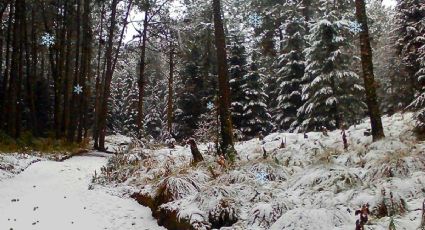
[4,113,421,229]
[0,153,42,181]
[0,152,164,230]
[104,112,423,229]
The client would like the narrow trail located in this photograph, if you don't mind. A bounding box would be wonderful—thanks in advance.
[0,152,165,230]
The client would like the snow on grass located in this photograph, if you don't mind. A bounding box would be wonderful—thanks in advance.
[0,152,165,230]
[95,113,425,229]
[0,153,42,181]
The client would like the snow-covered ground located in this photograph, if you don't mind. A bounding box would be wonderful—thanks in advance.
[0,152,165,230]
[93,113,425,230]
[0,153,42,181]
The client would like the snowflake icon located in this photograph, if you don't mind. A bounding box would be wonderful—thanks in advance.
[207,101,214,110]
[74,84,83,95]
[348,21,363,34]
[40,33,55,47]
[248,14,262,28]
[256,171,268,184]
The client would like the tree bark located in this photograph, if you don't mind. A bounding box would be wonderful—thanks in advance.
[0,3,8,130]
[24,4,37,135]
[212,0,235,156]
[167,38,174,133]
[7,0,23,138]
[136,8,149,136]
[77,0,92,142]
[97,0,132,150]
[68,0,81,142]
[93,3,105,149]
[355,0,385,141]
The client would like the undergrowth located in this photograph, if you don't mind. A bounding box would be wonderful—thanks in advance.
[0,131,89,155]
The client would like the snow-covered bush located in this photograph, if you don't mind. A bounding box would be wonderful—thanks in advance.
[290,167,362,193]
[372,189,407,218]
[155,176,201,204]
[249,202,287,228]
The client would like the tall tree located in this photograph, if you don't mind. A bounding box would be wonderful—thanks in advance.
[355,0,385,141]
[298,13,365,131]
[96,0,133,150]
[240,63,272,138]
[212,0,235,156]
[275,0,306,131]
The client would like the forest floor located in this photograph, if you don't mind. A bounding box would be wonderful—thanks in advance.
[92,113,425,230]
[0,152,165,230]
[1,113,424,230]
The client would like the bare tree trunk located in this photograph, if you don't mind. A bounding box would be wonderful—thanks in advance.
[2,3,13,129]
[212,0,235,156]
[0,3,8,130]
[97,0,132,150]
[68,0,81,142]
[355,0,385,141]
[136,9,149,137]
[93,3,105,149]
[24,5,37,135]
[62,11,73,138]
[167,39,174,133]
[7,0,22,138]
[77,0,92,142]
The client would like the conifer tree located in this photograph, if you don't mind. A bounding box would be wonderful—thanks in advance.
[298,13,366,131]
[229,37,248,131]
[396,0,425,100]
[240,63,272,138]
[403,1,425,132]
[275,0,306,131]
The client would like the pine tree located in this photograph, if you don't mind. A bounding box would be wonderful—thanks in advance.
[240,63,272,138]
[174,48,205,139]
[298,13,366,131]
[275,0,306,131]
[396,0,425,101]
[229,37,248,131]
[409,3,425,135]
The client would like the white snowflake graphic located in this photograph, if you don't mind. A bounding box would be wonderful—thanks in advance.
[207,101,214,110]
[256,171,268,184]
[248,14,262,28]
[349,21,363,34]
[74,84,83,95]
[40,33,55,47]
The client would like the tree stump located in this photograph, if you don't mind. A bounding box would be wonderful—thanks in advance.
[420,199,425,229]
[187,138,204,165]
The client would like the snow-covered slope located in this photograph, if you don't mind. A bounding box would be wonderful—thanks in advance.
[95,113,425,230]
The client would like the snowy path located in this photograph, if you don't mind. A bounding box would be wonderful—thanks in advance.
[0,152,165,230]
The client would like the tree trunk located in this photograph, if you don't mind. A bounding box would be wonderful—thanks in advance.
[62,9,74,138]
[77,0,92,142]
[97,0,132,150]
[0,3,8,130]
[24,5,37,135]
[7,0,22,138]
[68,0,81,142]
[167,39,174,133]
[136,9,149,137]
[93,3,105,149]
[3,1,13,132]
[355,0,385,141]
[212,0,235,156]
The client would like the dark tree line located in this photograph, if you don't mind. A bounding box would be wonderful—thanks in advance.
[1,0,424,155]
